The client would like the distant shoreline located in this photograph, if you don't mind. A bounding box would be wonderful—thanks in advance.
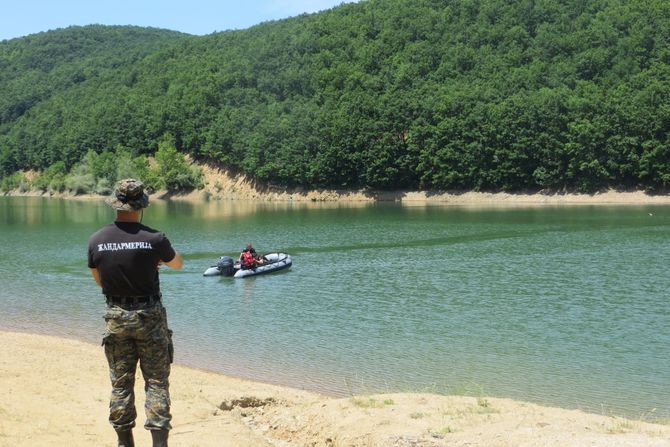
[5,186,670,206]
[5,163,670,205]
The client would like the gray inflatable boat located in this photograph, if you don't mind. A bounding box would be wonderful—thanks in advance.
[203,253,292,278]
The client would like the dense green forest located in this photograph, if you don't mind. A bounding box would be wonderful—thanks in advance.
[1,0,669,194]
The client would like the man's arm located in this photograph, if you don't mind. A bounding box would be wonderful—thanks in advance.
[89,268,102,287]
[162,251,183,270]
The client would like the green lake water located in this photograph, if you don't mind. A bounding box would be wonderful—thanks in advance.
[1,196,668,419]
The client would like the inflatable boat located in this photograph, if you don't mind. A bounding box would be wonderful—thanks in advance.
[203,253,292,278]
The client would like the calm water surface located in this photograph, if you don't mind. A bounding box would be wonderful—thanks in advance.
[0,196,668,418]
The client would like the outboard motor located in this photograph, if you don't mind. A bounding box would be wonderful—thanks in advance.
[216,256,235,276]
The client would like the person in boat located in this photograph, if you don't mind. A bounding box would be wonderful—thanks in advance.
[239,243,266,269]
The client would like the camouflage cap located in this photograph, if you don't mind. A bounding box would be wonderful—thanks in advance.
[105,178,150,211]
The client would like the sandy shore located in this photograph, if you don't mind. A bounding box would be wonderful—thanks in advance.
[0,331,668,447]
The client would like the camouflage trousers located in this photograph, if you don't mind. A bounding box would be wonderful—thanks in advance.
[102,303,174,431]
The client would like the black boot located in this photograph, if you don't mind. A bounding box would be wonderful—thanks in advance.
[115,429,134,447]
[151,429,169,447]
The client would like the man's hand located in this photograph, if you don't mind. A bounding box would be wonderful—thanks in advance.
[162,252,183,270]
[89,268,102,287]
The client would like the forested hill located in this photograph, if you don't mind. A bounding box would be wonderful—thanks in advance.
[1,0,669,194]
[0,26,188,124]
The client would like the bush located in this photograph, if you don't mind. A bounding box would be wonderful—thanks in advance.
[84,150,118,184]
[49,174,67,193]
[153,137,203,191]
[95,177,113,195]
[18,179,30,192]
[65,173,96,194]
[114,147,145,179]
[33,161,68,192]
[0,172,26,192]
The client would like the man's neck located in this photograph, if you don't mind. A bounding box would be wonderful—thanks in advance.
[115,210,141,222]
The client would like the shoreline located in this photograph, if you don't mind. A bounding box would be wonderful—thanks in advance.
[1,330,668,447]
[5,186,670,206]
[6,164,670,205]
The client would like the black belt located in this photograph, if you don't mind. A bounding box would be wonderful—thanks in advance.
[106,294,161,308]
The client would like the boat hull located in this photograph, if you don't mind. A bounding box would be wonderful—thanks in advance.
[234,253,292,278]
[203,253,292,278]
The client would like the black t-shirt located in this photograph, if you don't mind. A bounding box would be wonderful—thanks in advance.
[88,221,176,297]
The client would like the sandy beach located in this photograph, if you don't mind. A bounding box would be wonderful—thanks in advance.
[0,331,668,447]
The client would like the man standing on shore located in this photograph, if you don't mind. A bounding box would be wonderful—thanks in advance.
[88,179,183,447]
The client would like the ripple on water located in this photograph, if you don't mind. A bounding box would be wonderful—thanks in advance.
[1,198,669,418]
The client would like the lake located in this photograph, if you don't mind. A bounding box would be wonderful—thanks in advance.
[0,196,668,419]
